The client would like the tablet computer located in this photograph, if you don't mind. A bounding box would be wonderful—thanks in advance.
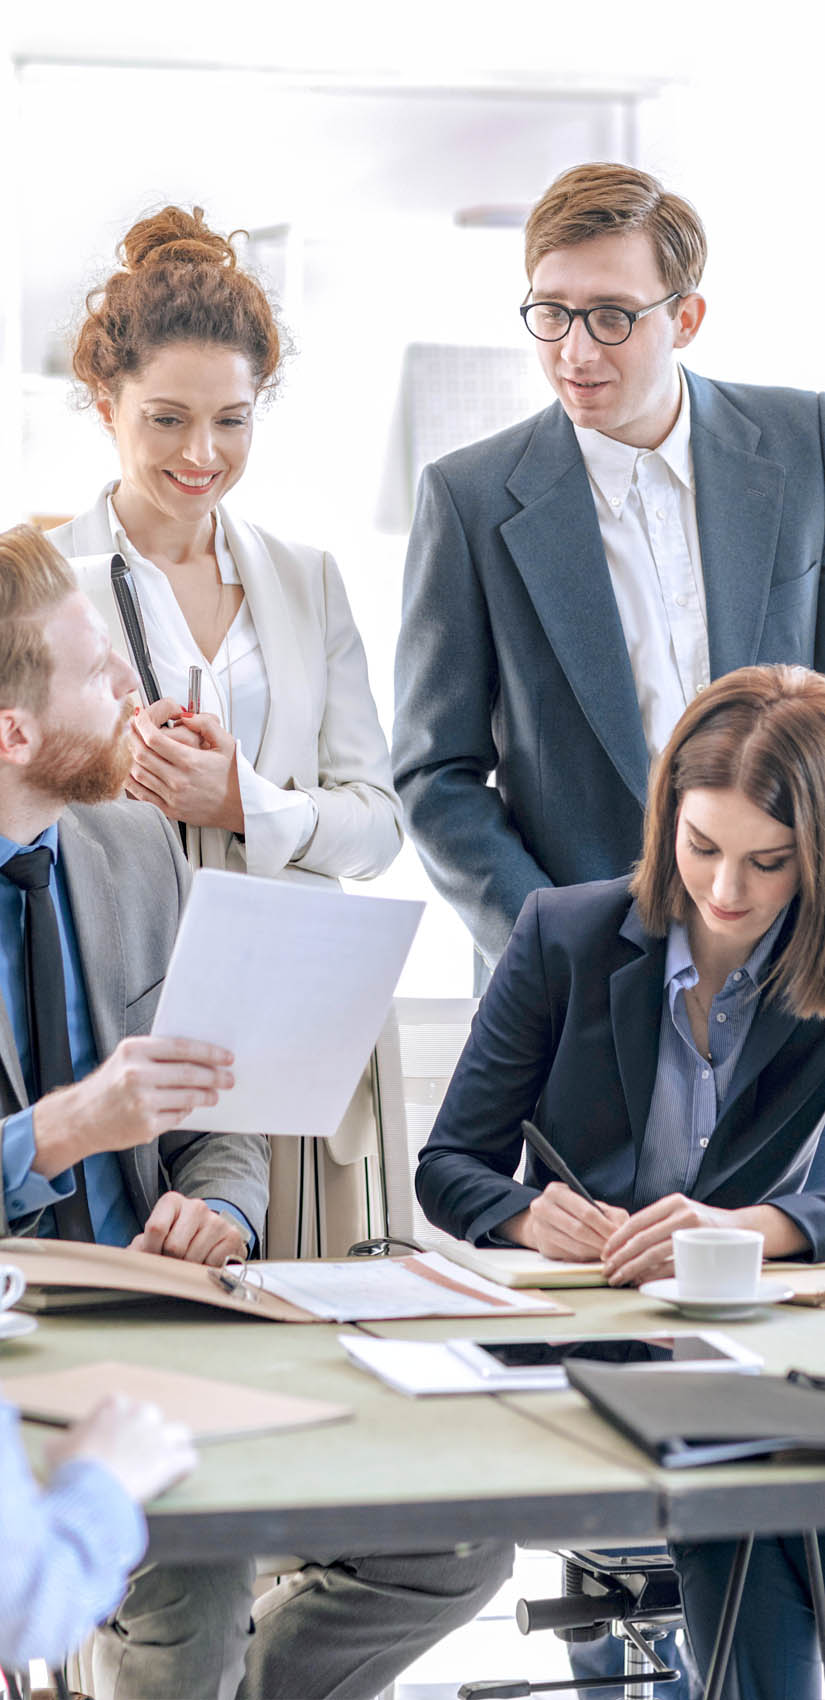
[447,1331,762,1388]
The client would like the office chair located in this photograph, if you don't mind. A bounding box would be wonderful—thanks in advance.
[458,1547,682,1698]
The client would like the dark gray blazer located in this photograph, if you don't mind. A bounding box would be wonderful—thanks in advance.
[416,880,825,1260]
[393,371,825,966]
[0,800,270,1242]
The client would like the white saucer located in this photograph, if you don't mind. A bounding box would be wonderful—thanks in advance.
[639,1277,794,1320]
[0,1310,37,1343]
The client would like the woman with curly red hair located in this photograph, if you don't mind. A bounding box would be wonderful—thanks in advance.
[52,204,401,889]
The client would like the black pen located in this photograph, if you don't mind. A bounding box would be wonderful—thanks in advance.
[521,1119,611,1220]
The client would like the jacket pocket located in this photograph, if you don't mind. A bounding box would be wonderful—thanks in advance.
[126,979,164,1036]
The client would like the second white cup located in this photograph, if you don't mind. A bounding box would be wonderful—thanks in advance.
[673,1227,764,1300]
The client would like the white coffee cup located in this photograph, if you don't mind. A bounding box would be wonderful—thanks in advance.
[672,1227,764,1300]
[0,1263,25,1313]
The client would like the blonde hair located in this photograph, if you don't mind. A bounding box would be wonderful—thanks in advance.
[0,526,76,713]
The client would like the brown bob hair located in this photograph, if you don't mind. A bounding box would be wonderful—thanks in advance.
[72,205,283,402]
[630,665,825,1021]
[524,162,707,301]
[0,525,76,714]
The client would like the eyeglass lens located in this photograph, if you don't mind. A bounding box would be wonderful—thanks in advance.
[523,303,633,345]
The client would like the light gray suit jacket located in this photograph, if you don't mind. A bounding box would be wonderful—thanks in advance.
[393,370,825,967]
[0,800,270,1241]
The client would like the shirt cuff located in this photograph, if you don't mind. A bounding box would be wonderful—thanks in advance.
[235,747,317,877]
[202,1198,256,1255]
[3,1108,77,1224]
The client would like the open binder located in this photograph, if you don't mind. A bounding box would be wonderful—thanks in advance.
[0,1238,570,1322]
[0,1238,315,1322]
[566,1361,825,1469]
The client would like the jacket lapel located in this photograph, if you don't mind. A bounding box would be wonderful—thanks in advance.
[500,406,650,806]
[609,903,667,1157]
[686,371,786,678]
[219,508,313,781]
[58,809,126,1064]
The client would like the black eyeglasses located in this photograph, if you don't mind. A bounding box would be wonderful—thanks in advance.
[520,291,681,346]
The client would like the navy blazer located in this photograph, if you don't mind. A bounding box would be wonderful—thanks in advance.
[416,880,825,1260]
[393,373,825,966]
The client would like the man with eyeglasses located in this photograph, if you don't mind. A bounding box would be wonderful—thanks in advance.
[393,161,825,982]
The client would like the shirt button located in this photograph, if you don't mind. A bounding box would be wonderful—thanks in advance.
[716,1012,727,1023]
[733,971,743,982]
[699,1137,710,1149]
[701,1068,710,1080]
[610,495,621,508]
[674,594,688,608]
[656,507,666,520]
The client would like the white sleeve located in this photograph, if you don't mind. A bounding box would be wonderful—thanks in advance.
[235,747,317,877]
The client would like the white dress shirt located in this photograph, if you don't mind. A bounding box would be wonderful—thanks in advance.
[107,493,316,869]
[574,367,710,759]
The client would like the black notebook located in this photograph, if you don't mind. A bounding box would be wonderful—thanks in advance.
[565,1363,825,1469]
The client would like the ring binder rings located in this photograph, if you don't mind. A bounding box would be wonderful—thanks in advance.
[208,1260,265,1303]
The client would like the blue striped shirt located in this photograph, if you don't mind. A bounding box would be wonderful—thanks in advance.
[634,908,788,1209]
[0,1398,144,1667]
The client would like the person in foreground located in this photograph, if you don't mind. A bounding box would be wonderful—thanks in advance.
[0,524,510,1700]
[0,1391,193,1674]
[417,662,825,1698]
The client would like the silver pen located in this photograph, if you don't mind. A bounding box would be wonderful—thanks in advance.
[187,665,202,715]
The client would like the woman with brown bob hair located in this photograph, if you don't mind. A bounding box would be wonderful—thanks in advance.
[419,660,825,1280]
[418,662,825,1700]
[50,204,401,894]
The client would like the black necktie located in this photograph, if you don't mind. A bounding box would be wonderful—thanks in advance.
[2,847,94,1240]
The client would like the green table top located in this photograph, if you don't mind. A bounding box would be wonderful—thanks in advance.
[3,1282,824,1561]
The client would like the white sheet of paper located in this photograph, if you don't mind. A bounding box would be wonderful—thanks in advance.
[151,870,422,1135]
[252,1252,553,1320]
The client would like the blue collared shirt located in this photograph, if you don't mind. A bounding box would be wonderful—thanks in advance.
[634,907,788,1209]
[0,826,252,1248]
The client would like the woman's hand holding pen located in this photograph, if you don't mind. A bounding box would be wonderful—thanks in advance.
[504,1184,628,1261]
[127,699,244,833]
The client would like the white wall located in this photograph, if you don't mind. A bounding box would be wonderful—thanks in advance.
[8,0,825,989]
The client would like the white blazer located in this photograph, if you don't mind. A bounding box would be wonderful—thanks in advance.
[50,489,403,888]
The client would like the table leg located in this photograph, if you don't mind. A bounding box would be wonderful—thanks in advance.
[802,1530,825,1670]
[701,1535,753,1700]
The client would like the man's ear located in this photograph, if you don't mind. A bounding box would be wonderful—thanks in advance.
[672,292,706,350]
[0,707,38,767]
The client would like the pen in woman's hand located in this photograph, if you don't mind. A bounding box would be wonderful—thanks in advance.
[520,1119,612,1220]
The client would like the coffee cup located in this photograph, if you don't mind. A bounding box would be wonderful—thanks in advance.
[0,1263,25,1313]
[672,1227,764,1300]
